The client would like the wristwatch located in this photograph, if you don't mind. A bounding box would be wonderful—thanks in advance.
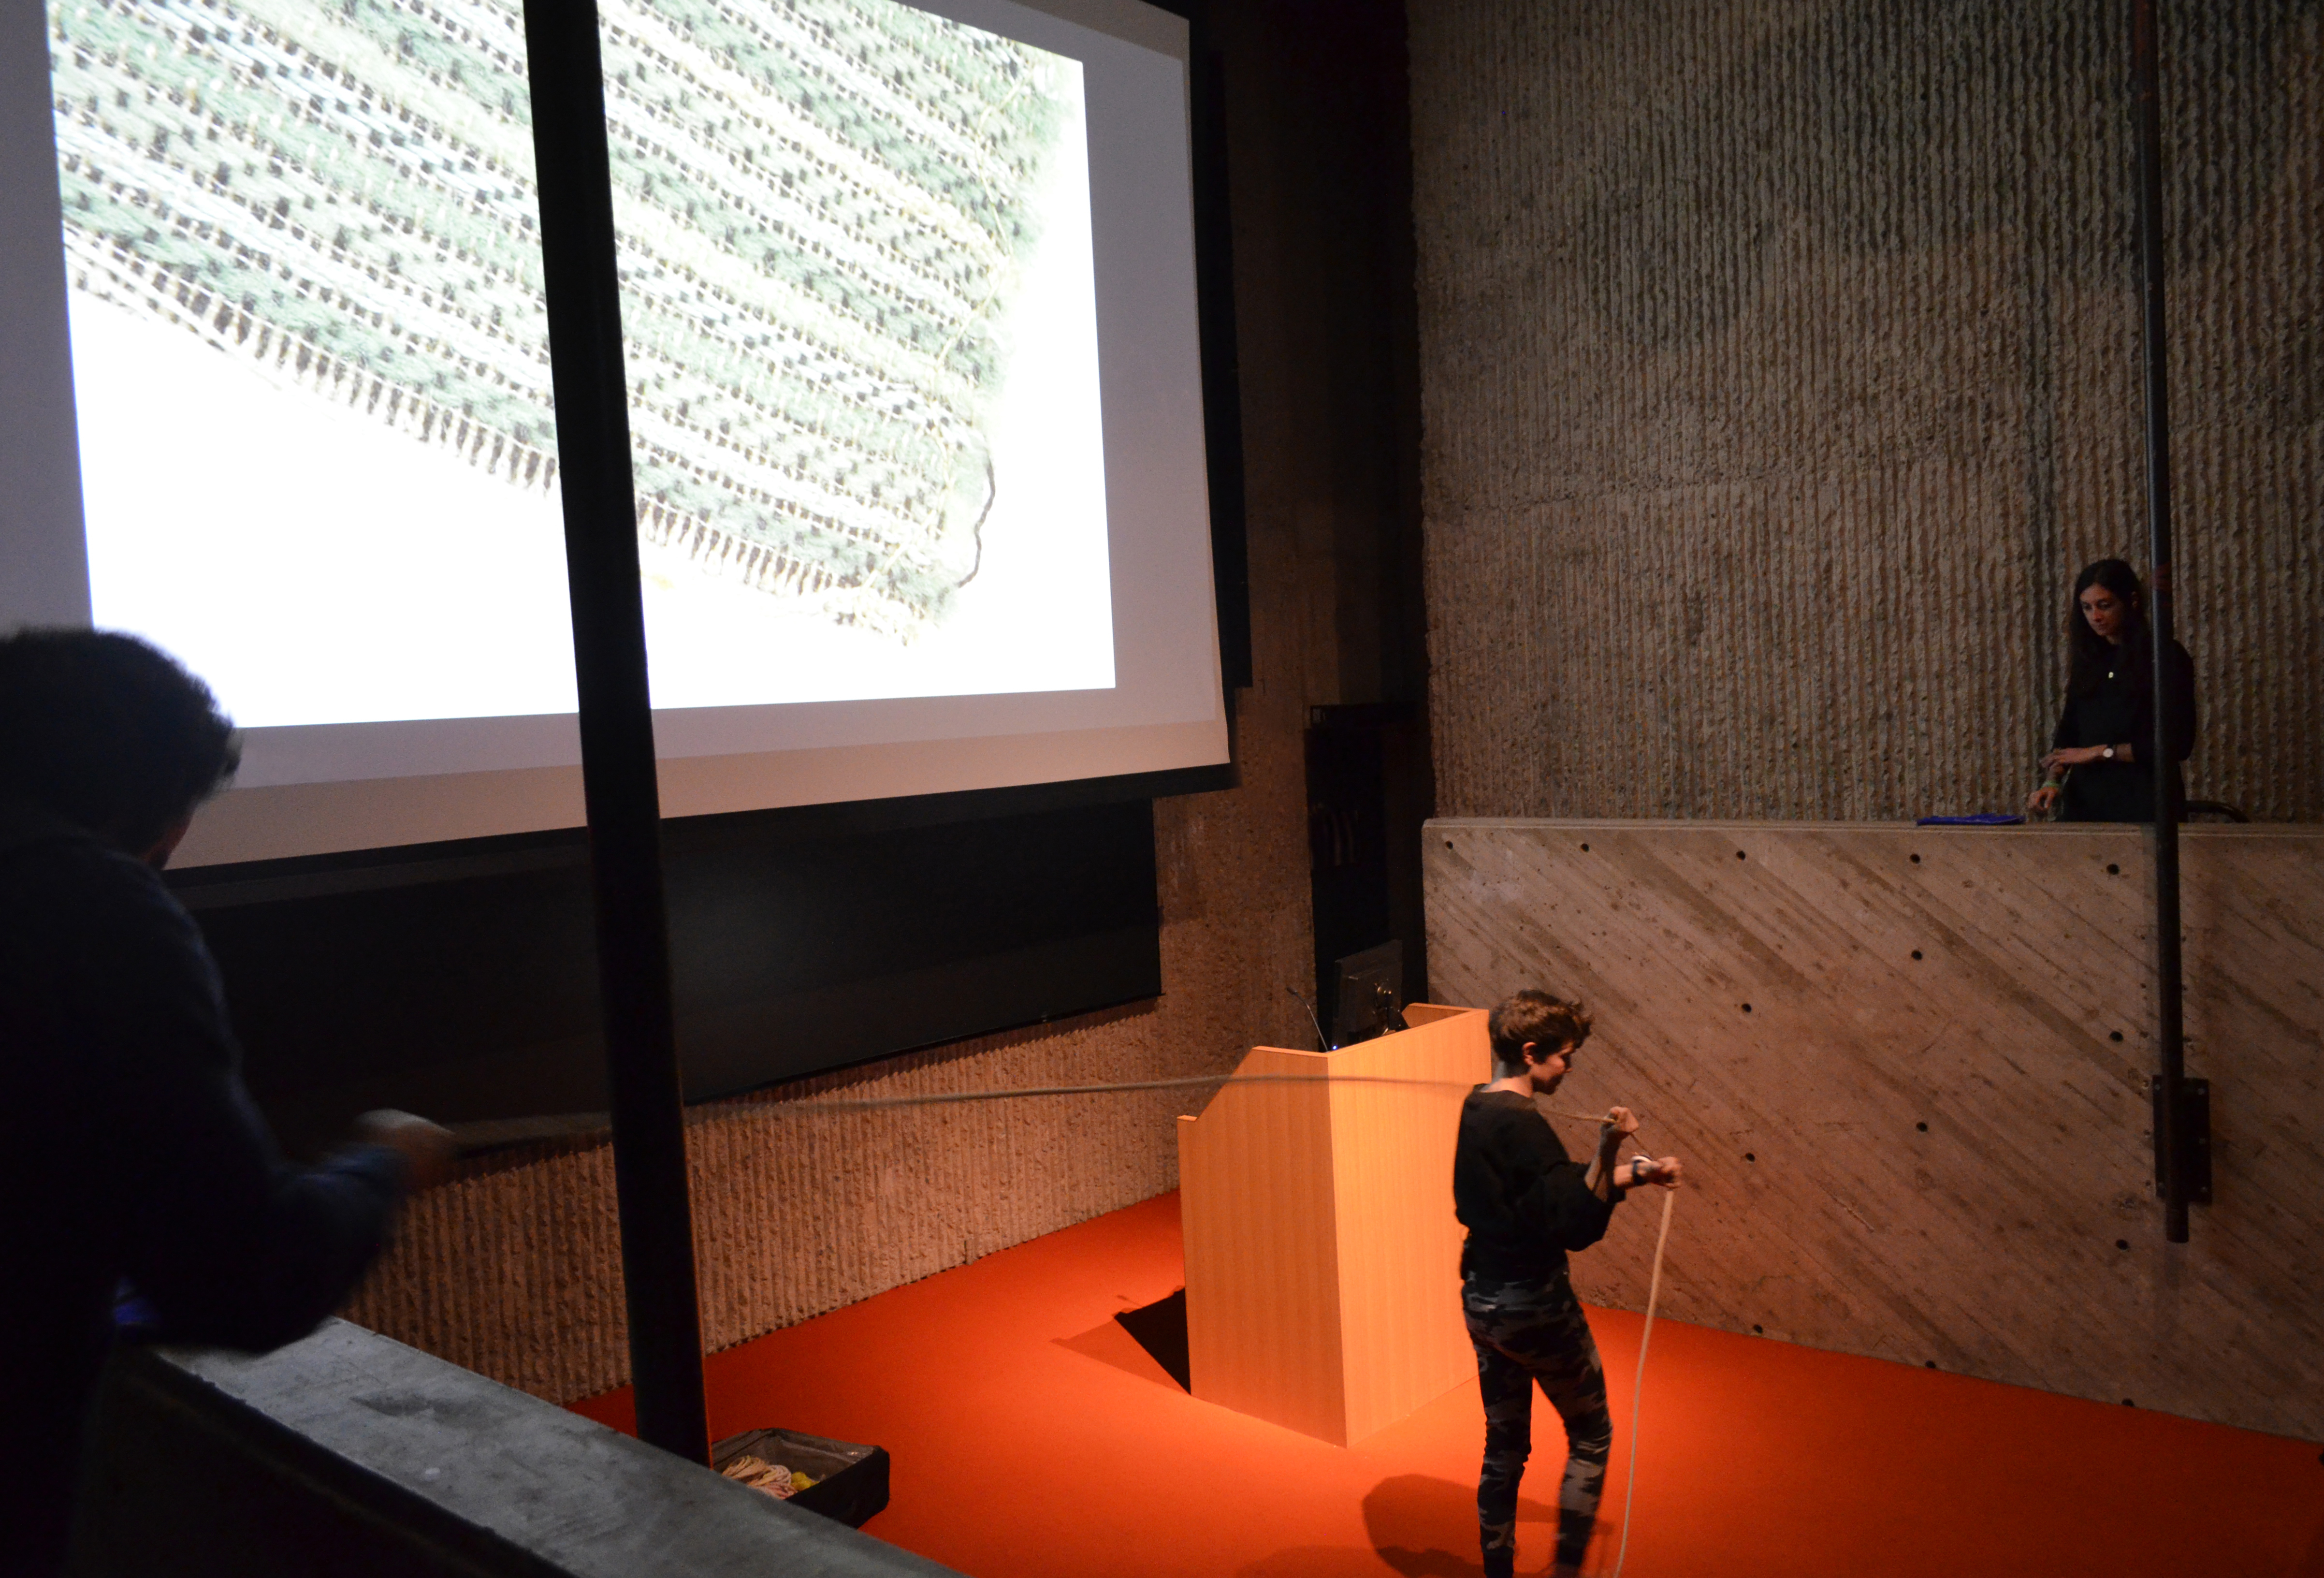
[1628,1157,1648,1188]
[2101,745,2117,761]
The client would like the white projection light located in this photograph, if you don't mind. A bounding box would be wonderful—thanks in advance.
[10,0,1225,862]
[50,0,1110,725]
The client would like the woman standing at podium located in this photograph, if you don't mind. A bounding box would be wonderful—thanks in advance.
[2028,559,2196,822]
[1454,991,1682,1578]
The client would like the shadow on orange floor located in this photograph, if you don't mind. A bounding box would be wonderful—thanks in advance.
[1238,1474,1569,1578]
[1251,1474,1582,1578]
[575,1192,2324,1578]
[1055,1315,1182,1393]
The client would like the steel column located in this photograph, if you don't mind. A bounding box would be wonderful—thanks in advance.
[2130,0,2196,1244]
[520,0,710,1458]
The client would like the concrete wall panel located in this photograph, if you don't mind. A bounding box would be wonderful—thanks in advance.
[1424,818,2324,1439]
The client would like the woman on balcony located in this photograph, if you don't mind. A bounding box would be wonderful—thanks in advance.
[2028,559,2196,823]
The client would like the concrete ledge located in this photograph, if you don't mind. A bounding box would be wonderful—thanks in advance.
[1424,817,2324,1438]
[73,1318,959,1578]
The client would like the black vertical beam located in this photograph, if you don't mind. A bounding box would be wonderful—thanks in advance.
[519,0,710,1456]
[1183,10,1253,693]
[2130,0,2192,1244]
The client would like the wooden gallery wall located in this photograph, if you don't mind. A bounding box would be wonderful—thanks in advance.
[1408,0,2324,823]
[341,0,1423,1404]
[1426,819,2324,1441]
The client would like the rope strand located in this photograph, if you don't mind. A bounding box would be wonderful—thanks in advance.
[1611,1182,1676,1578]
[1539,1108,1674,1578]
[445,1071,1490,1154]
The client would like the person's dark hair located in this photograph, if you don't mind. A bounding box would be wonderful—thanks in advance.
[2067,559,2152,698]
[0,628,239,853]
[1488,989,1593,1073]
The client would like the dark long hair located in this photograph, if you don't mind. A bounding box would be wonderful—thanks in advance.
[2067,559,2151,698]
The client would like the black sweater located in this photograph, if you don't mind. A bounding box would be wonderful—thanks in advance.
[0,803,406,1578]
[2052,637,2195,824]
[1453,1088,1618,1283]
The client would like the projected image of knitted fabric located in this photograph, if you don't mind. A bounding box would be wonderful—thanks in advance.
[604,1,1083,641]
[50,0,562,505]
[50,0,1084,646]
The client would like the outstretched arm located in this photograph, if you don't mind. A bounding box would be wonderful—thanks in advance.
[1583,1106,1684,1198]
[88,865,420,1351]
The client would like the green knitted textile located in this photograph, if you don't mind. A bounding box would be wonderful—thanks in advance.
[49,0,1074,638]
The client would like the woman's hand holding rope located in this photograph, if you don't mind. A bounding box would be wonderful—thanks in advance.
[1576,1105,1684,1199]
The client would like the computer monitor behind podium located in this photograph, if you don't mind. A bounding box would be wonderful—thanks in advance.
[1329,940,1405,1049]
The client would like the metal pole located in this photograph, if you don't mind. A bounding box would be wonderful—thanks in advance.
[2131,0,2192,1245]
[520,0,710,1458]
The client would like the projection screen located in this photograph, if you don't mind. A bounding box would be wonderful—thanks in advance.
[0,0,1225,866]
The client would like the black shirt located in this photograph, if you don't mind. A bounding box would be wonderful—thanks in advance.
[2052,638,2196,823]
[1452,1087,1619,1284]
[0,802,405,1578]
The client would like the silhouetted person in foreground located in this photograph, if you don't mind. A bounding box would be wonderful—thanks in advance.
[2028,559,2196,823]
[0,628,451,1578]
[1455,991,1683,1578]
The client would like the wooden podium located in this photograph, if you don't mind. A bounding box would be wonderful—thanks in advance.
[1176,1004,1488,1446]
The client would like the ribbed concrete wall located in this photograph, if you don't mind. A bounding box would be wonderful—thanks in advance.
[1410,0,2324,821]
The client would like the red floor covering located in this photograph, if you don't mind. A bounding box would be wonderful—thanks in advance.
[573,1194,2324,1578]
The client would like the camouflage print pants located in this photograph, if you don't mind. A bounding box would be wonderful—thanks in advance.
[1463,1272,1613,1578]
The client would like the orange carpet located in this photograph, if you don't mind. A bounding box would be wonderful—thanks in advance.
[572,1194,2324,1577]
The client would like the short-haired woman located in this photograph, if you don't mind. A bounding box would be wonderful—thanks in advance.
[1455,990,1682,1578]
[2028,559,2196,823]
